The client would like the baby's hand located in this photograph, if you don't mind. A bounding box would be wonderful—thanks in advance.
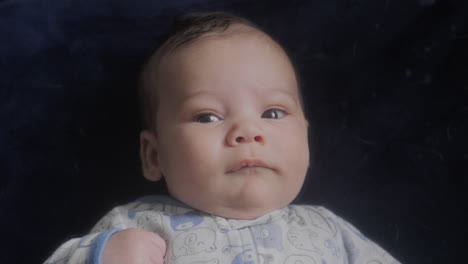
[101,228,166,264]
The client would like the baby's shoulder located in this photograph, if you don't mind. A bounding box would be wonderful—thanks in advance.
[284,204,342,236]
[287,204,341,219]
[94,195,204,234]
[119,195,194,219]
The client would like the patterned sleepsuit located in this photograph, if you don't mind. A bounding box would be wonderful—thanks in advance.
[45,195,400,264]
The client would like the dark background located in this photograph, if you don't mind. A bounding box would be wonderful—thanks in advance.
[1,0,466,263]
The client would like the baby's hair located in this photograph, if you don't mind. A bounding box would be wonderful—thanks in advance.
[138,11,301,131]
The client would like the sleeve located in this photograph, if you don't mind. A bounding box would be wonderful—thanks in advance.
[43,207,128,264]
[316,206,401,264]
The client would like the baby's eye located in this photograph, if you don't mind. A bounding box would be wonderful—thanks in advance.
[261,109,287,119]
[194,113,221,123]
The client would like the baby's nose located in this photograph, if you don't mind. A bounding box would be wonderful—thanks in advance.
[226,121,265,147]
[235,135,263,143]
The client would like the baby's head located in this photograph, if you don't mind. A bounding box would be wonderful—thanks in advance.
[139,12,309,219]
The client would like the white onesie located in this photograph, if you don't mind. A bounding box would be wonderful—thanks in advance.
[45,195,400,264]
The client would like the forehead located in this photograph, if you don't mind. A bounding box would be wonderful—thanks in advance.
[155,28,299,98]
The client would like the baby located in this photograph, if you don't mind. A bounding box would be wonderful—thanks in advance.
[45,12,400,264]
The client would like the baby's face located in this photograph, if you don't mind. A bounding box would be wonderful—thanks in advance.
[144,29,309,219]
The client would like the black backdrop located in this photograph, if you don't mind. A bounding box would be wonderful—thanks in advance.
[1,0,466,263]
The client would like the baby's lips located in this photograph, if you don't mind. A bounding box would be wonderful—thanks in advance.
[227,159,271,173]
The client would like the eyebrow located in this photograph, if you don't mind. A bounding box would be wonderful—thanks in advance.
[265,89,300,106]
[177,90,219,104]
[178,88,300,106]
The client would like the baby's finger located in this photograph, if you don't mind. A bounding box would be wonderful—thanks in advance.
[148,232,167,253]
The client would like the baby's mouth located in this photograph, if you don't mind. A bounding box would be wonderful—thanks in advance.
[227,159,271,173]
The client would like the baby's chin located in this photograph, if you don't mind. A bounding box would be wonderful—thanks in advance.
[169,182,299,219]
[188,195,294,220]
[214,205,285,220]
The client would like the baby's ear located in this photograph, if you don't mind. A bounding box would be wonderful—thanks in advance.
[140,130,163,182]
